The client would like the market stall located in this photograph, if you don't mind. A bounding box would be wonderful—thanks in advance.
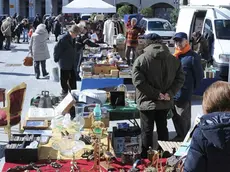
[62,0,116,14]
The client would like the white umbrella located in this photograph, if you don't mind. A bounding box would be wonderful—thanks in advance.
[62,0,116,13]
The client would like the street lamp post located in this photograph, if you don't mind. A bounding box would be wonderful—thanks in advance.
[139,0,142,13]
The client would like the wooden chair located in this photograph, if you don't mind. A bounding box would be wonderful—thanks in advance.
[0,82,27,140]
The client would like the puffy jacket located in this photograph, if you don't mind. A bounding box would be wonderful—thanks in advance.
[184,112,230,172]
[29,24,50,61]
[132,43,185,110]
[174,50,203,103]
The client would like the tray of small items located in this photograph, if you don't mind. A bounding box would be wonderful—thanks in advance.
[5,134,41,163]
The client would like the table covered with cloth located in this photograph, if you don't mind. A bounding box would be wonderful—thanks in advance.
[2,159,168,172]
[103,101,140,120]
[80,78,132,90]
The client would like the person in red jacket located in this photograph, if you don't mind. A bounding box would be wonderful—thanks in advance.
[125,18,144,65]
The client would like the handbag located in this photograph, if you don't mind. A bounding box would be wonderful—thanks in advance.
[23,54,33,66]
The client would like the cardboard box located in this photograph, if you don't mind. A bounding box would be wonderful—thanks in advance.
[94,65,117,75]
[104,74,112,78]
[111,69,119,78]
[84,113,93,128]
[54,93,75,115]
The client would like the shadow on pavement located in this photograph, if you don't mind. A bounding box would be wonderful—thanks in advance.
[0,72,34,76]
[11,48,29,52]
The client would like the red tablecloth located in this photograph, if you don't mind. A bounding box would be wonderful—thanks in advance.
[2,158,167,172]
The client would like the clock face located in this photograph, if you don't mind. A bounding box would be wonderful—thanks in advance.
[26,120,45,127]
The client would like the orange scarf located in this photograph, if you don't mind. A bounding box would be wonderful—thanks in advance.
[174,43,191,58]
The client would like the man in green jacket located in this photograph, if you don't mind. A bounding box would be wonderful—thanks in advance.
[132,33,185,158]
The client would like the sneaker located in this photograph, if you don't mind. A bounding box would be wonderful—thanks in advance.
[43,72,49,77]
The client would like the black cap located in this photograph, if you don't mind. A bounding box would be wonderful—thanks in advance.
[144,33,162,41]
[173,32,188,41]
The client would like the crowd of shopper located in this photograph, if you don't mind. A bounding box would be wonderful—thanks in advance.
[2,13,228,172]
[0,13,62,51]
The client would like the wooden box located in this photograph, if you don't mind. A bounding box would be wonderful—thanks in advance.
[94,65,117,75]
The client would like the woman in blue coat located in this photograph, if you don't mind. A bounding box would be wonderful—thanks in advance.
[184,81,230,172]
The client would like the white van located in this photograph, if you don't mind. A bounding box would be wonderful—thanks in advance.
[176,4,230,79]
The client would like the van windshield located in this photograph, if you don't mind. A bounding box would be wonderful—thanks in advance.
[148,21,172,31]
[215,20,230,39]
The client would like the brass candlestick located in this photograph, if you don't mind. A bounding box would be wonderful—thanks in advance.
[70,153,79,172]
[89,120,105,172]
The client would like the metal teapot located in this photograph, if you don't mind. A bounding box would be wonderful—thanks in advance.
[38,91,53,108]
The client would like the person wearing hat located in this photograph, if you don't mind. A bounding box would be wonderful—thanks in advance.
[132,33,185,158]
[54,24,81,96]
[75,24,99,81]
[172,32,204,141]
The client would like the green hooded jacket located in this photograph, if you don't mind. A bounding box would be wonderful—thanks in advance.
[132,43,185,110]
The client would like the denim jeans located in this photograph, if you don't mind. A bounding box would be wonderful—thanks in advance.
[23,29,28,42]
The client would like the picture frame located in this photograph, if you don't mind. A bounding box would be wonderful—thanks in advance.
[23,120,49,130]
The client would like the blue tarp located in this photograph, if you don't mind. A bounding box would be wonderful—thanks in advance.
[123,14,143,24]
[81,78,124,90]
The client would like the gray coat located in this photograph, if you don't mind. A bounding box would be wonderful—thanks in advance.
[1,17,12,36]
[132,43,185,111]
[29,24,50,61]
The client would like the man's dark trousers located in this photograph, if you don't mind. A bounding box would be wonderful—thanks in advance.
[60,69,76,94]
[140,109,169,158]
[5,36,11,49]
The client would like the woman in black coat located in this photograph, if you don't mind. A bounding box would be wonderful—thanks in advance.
[53,20,61,42]
[14,20,25,43]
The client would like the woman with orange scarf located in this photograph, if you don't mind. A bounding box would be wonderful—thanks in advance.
[171,32,204,141]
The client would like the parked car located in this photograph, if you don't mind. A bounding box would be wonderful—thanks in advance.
[80,14,91,21]
[139,17,175,46]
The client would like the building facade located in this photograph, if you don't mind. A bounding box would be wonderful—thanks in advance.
[104,0,179,21]
[0,0,181,19]
[0,0,71,18]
